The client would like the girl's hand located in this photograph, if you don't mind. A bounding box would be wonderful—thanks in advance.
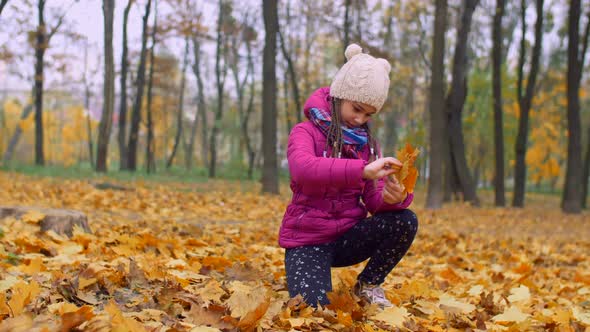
[362,157,402,180]
[382,175,407,204]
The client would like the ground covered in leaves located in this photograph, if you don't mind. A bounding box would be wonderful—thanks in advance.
[0,171,589,331]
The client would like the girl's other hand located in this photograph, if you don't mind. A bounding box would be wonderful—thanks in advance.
[362,157,402,180]
[382,175,407,204]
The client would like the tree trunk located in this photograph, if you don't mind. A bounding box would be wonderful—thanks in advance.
[426,0,447,209]
[229,23,253,171]
[167,36,189,169]
[278,24,301,124]
[209,0,227,178]
[261,0,279,194]
[513,0,543,207]
[492,0,506,206]
[383,1,396,150]
[126,0,152,171]
[282,62,292,135]
[581,12,590,209]
[118,0,133,170]
[2,102,33,164]
[561,0,584,213]
[187,36,207,170]
[245,40,257,179]
[342,0,351,65]
[145,0,158,174]
[96,0,115,172]
[354,0,363,42]
[445,0,480,206]
[34,0,47,166]
[583,127,590,209]
[0,0,9,16]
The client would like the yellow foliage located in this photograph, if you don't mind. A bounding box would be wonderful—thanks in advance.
[1,98,99,165]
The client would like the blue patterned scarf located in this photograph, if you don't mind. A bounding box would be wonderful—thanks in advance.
[309,107,368,158]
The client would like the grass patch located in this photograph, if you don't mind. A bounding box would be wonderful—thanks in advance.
[0,161,291,186]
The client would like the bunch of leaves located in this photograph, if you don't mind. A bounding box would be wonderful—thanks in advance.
[392,143,420,194]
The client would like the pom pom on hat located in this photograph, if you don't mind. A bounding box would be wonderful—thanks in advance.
[344,43,363,61]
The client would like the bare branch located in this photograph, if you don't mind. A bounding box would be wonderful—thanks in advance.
[47,0,77,41]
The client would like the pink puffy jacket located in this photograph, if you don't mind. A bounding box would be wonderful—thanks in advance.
[278,87,413,248]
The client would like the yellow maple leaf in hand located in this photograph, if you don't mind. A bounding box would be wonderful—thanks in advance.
[393,143,420,194]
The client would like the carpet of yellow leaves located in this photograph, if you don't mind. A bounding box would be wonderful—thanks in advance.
[0,171,589,331]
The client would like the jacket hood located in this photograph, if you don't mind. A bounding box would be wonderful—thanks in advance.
[303,87,331,119]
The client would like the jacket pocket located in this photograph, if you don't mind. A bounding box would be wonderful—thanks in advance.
[294,211,307,233]
[293,211,307,238]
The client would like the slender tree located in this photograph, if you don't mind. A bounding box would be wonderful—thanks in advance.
[562,0,589,213]
[118,0,133,170]
[96,0,115,172]
[209,0,229,178]
[187,36,208,170]
[278,20,301,124]
[583,125,590,208]
[244,38,257,179]
[2,100,33,163]
[513,0,544,207]
[579,9,590,209]
[167,36,189,169]
[492,0,506,206]
[445,0,480,205]
[33,0,67,165]
[145,0,158,173]
[342,0,351,65]
[261,0,279,194]
[81,39,98,168]
[426,0,448,209]
[228,12,257,176]
[127,0,152,171]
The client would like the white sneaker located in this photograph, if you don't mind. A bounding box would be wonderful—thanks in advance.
[354,282,393,308]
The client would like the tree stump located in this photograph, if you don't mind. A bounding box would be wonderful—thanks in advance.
[0,206,92,237]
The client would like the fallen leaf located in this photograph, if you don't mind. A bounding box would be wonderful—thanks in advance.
[492,306,530,323]
[372,306,410,327]
[0,314,34,332]
[507,285,530,303]
[438,294,475,314]
[195,279,226,306]
[572,307,590,325]
[0,276,20,292]
[60,305,95,331]
[467,285,484,296]
[190,327,222,332]
[104,300,146,331]
[19,257,46,274]
[8,280,41,316]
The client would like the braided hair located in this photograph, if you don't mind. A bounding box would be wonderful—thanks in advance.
[324,97,379,162]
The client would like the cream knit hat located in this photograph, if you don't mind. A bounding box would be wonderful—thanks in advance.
[330,44,391,112]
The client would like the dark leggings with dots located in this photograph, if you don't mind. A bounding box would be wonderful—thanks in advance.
[284,209,418,306]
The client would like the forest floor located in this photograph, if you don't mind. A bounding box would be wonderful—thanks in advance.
[0,170,589,331]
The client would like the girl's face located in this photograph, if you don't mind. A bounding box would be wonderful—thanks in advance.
[340,100,377,128]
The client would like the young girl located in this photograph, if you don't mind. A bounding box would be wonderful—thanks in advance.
[278,44,418,308]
